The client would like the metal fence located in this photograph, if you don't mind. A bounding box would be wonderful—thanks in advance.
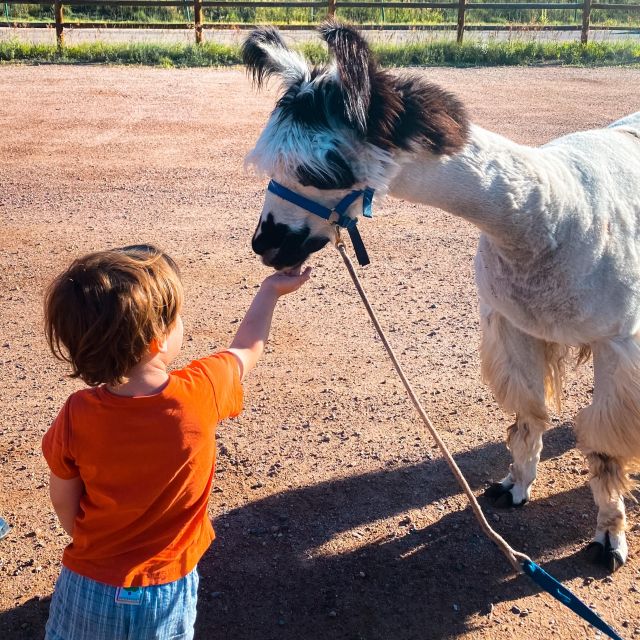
[2,0,639,46]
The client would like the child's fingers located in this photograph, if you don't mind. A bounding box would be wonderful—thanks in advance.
[283,266,310,278]
[281,268,310,293]
[263,267,312,295]
[282,265,302,276]
[293,267,312,287]
[280,267,311,282]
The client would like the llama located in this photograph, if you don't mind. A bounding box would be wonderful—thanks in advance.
[242,21,640,572]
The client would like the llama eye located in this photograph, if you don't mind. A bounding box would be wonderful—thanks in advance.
[296,151,355,190]
[291,90,316,116]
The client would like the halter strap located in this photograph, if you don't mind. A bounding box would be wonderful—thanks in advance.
[267,179,374,266]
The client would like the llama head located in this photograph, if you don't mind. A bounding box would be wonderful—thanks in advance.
[243,21,469,270]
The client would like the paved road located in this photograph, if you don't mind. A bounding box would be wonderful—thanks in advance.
[1,25,639,47]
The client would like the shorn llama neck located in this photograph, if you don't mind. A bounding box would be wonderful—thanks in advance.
[388,124,555,256]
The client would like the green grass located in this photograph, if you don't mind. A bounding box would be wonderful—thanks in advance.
[1,38,639,67]
[374,39,640,66]
[0,40,239,66]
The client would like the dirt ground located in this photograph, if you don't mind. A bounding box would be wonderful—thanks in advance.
[0,64,639,640]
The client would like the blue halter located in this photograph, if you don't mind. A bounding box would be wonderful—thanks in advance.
[267,179,374,266]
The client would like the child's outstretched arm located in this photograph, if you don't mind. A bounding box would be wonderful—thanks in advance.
[228,267,311,380]
[49,472,84,536]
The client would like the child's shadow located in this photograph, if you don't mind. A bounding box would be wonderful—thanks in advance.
[0,595,50,640]
[195,423,615,640]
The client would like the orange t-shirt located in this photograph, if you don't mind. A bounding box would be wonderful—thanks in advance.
[42,351,243,587]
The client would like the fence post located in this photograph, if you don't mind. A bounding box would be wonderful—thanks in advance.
[580,0,591,44]
[327,0,336,17]
[194,0,203,44]
[456,0,466,43]
[54,0,63,48]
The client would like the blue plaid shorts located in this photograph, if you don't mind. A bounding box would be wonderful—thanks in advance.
[45,566,199,640]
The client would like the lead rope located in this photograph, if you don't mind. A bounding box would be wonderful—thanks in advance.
[335,240,529,574]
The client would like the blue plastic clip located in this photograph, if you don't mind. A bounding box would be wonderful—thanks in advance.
[522,560,624,640]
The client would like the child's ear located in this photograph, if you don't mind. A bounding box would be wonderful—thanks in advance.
[149,337,169,354]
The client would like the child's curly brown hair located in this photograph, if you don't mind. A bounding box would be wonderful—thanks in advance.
[44,244,183,386]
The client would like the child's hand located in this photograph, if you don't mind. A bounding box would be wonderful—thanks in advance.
[261,266,312,297]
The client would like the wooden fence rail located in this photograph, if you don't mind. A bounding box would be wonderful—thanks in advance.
[2,0,639,47]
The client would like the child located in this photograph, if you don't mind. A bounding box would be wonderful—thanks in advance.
[42,244,310,640]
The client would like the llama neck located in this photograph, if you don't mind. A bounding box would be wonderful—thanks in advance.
[387,125,551,255]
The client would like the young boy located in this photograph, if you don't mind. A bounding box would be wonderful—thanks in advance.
[42,244,310,640]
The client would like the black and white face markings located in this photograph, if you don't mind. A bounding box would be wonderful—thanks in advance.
[252,212,330,270]
[243,20,470,269]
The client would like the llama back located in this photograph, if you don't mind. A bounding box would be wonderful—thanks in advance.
[608,111,640,134]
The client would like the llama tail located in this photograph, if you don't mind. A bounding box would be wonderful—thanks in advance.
[543,343,591,413]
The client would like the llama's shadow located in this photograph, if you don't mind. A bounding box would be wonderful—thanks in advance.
[0,423,619,640]
[194,422,619,640]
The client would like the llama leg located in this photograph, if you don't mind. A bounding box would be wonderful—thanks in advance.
[479,307,556,508]
[575,338,640,572]
[583,453,628,572]
[485,417,545,507]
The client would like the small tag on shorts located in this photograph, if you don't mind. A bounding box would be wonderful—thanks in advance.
[115,586,143,605]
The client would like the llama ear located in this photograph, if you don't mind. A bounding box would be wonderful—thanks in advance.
[242,26,309,89]
[319,19,373,134]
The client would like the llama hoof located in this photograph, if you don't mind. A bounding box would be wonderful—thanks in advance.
[484,483,526,508]
[584,541,605,565]
[484,482,513,501]
[605,549,625,573]
[493,491,515,508]
[584,532,627,572]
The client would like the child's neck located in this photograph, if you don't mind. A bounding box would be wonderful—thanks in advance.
[107,356,170,397]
